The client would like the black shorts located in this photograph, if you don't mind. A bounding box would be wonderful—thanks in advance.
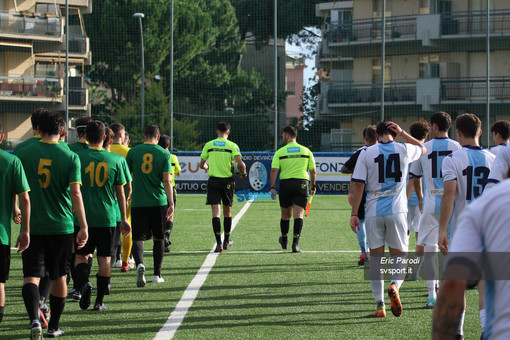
[278,179,309,209]
[206,177,234,206]
[76,227,115,257]
[131,206,167,241]
[0,245,11,283]
[22,234,73,280]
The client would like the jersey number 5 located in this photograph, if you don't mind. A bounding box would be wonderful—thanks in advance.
[85,162,109,187]
[38,158,52,189]
[374,154,402,183]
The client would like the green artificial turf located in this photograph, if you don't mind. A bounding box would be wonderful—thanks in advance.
[3,195,482,339]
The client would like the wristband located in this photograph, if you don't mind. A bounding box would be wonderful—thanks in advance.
[351,214,358,217]
[398,130,404,136]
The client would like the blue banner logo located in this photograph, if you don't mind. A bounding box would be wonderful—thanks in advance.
[248,161,267,191]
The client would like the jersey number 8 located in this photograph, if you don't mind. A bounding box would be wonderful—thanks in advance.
[142,153,153,174]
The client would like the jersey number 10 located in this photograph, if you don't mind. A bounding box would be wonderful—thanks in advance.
[374,154,402,183]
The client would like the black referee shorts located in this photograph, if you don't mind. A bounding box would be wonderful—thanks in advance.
[278,179,309,209]
[206,177,235,206]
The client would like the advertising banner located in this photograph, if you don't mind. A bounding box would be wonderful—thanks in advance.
[174,152,354,197]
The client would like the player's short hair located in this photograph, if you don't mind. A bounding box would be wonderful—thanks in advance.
[217,122,230,133]
[376,121,397,138]
[104,127,114,146]
[144,124,160,139]
[490,120,510,140]
[39,110,64,136]
[409,120,430,141]
[31,108,48,129]
[282,125,297,138]
[362,125,377,144]
[430,111,452,132]
[158,134,170,149]
[110,123,125,138]
[75,116,91,138]
[455,113,481,139]
[86,120,105,144]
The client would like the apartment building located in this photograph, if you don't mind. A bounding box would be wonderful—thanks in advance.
[0,0,91,144]
[285,55,306,126]
[316,0,510,149]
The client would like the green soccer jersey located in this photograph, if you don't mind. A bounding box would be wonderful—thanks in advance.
[0,150,30,245]
[77,147,131,228]
[171,153,181,187]
[126,143,172,207]
[271,142,316,180]
[14,135,41,155]
[16,140,81,235]
[114,153,132,223]
[69,141,89,153]
[200,138,241,178]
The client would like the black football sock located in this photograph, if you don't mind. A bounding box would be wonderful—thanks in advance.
[47,295,65,331]
[95,275,110,305]
[293,218,303,245]
[132,240,144,266]
[0,306,4,323]
[88,256,93,267]
[167,221,173,236]
[153,239,164,277]
[280,219,290,237]
[75,263,91,292]
[22,283,40,323]
[212,218,221,244]
[39,275,51,303]
[69,253,76,288]
[224,217,232,241]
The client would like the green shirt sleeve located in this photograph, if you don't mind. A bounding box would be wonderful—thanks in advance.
[14,157,30,194]
[173,155,181,173]
[308,149,316,171]
[232,142,241,158]
[162,152,172,174]
[271,150,280,169]
[121,158,132,183]
[126,149,133,172]
[69,153,81,185]
[114,158,127,187]
[200,143,209,161]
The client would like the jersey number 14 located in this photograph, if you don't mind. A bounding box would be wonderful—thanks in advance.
[374,154,402,183]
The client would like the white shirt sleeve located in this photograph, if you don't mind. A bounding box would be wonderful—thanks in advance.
[406,144,423,163]
[487,147,510,188]
[352,148,368,183]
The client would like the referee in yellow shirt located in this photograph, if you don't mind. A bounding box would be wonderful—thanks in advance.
[270,126,316,253]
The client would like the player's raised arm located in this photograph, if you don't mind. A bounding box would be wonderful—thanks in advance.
[386,121,427,155]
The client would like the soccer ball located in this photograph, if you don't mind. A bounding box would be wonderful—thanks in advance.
[252,178,264,191]
[232,161,245,177]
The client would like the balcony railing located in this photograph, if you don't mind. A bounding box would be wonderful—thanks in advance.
[326,80,416,104]
[441,77,510,101]
[0,11,61,37]
[441,10,510,36]
[326,15,417,44]
[0,74,60,98]
[68,88,86,106]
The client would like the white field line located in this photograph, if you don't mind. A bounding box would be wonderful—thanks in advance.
[142,250,361,254]
[153,200,253,340]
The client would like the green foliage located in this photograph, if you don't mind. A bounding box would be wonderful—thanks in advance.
[0,138,13,151]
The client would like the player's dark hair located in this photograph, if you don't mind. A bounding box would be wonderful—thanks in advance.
[282,125,297,138]
[38,110,64,136]
[455,113,481,139]
[217,122,230,133]
[430,111,452,132]
[104,127,114,147]
[75,116,91,138]
[376,121,397,138]
[158,134,170,149]
[110,123,125,138]
[144,124,160,139]
[409,120,430,141]
[490,120,510,140]
[86,120,105,144]
[363,125,377,144]
[31,108,48,129]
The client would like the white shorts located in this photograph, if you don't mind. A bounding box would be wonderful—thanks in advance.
[416,213,440,247]
[365,213,409,252]
[407,205,421,232]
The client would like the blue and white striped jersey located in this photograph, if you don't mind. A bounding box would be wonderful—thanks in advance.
[410,137,461,214]
[442,146,495,237]
[352,141,422,218]
[486,144,510,190]
[489,143,508,157]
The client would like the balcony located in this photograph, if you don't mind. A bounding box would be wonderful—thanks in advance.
[0,74,61,102]
[441,10,510,36]
[441,77,510,103]
[325,80,417,108]
[0,11,62,41]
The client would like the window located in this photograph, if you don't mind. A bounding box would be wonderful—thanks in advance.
[372,58,391,83]
[419,55,440,78]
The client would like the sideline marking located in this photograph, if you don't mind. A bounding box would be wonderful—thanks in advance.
[143,250,361,254]
[153,200,253,340]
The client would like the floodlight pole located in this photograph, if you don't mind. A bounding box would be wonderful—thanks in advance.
[274,0,278,151]
[134,13,145,134]
[486,0,490,147]
[65,0,69,141]
[381,0,386,122]
[170,0,174,150]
